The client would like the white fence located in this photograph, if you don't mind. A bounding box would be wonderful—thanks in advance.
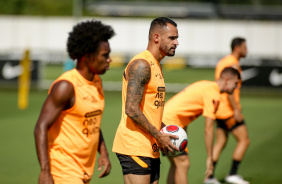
[1,16,282,66]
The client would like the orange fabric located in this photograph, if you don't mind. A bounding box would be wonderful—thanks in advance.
[184,147,188,153]
[225,117,237,129]
[163,81,220,129]
[131,156,149,168]
[215,55,242,119]
[112,50,165,158]
[52,175,89,184]
[48,69,104,180]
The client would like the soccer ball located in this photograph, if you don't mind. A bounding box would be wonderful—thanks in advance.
[160,125,188,156]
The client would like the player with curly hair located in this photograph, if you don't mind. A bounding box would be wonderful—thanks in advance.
[34,20,115,184]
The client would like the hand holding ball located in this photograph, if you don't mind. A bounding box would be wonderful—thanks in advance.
[160,125,188,156]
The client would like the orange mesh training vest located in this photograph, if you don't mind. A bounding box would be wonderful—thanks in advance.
[163,81,220,129]
[48,69,104,181]
[215,55,242,119]
[112,50,165,158]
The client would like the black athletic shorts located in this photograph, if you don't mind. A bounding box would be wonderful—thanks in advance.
[116,153,160,183]
[216,117,245,131]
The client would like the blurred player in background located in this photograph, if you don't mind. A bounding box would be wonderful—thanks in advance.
[112,17,179,184]
[162,67,241,184]
[34,20,115,184]
[205,37,250,184]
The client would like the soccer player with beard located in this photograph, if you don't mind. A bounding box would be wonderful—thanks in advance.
[112,17,179,184]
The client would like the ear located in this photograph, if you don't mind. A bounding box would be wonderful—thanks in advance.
[153,33,160,43]
[234,45,241,53]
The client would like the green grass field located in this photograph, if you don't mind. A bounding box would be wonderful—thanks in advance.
[1,65,282,184]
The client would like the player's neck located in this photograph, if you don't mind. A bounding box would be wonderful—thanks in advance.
[76,65,95,82]
[147,45,165,63]
[231,52,241,60]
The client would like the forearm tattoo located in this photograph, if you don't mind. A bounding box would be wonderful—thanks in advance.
[125,60,159,139]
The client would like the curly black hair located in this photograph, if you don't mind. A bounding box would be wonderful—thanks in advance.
[67,20,115,60]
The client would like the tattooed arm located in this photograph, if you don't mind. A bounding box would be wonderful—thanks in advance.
[125,59,178,154]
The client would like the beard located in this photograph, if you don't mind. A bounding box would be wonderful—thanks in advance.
[161,44,176,57]
[167,50,176,56]
[240,51,247,58]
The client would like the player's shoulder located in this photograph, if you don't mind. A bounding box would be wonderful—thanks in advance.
[126,59,151,76]
[55,69,77,81]
[127,51,151,72]
[195,81,218,93]
[49,79,74,101]
[49,70,75,90]
[130,52,151,66]
[187,80,212,92]
[193,80,214,86]
[218,55,238,65]
[131,50,149,60]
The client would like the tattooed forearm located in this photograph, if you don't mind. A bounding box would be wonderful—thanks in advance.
[125,59,160,139]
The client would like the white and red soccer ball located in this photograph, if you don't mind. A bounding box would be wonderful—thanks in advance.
[160,125,188,156]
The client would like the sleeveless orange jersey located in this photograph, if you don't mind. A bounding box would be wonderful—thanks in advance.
[215,55,242,119]
[112,50,165,158]
[163,81,220,129]
[48,69,104,181]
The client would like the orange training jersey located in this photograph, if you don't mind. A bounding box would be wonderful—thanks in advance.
[48,69,104,181]
[215,55,242,119]
[163,81,220,129]
[112,50,165,158]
